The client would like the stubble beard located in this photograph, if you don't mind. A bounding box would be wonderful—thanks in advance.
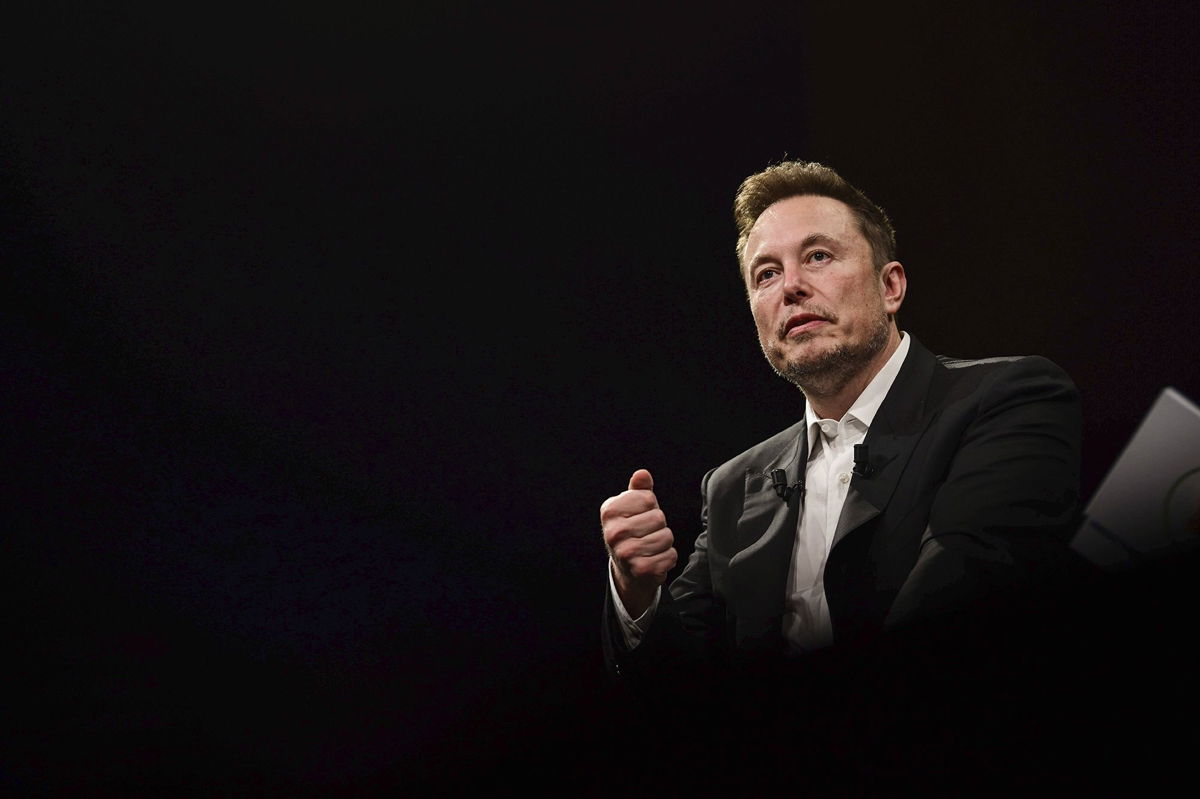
[763,309,892,398]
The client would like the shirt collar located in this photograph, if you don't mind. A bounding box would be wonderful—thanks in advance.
[805,331,911,450]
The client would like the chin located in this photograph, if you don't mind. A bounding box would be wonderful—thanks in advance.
[783,338,836,363]
[768,349,828,376]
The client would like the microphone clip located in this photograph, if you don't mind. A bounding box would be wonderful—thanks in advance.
[852,444,874,478]
[770,468,804,502]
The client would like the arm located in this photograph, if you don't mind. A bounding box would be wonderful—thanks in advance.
[885,356,1084,630]
[601,468,725,685]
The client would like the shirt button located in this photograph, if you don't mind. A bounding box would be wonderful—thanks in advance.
[839,473,850,484]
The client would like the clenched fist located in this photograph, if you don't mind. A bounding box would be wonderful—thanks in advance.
[601,468,678,618]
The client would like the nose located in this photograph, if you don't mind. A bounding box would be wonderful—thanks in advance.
[781,262,811,303]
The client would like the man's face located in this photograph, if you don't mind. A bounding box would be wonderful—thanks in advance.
[742,194,903,390]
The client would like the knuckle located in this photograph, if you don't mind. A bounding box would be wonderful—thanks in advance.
[616,543,645,568]
[599,499,621,523]
[630,560,652,579]
[602,517,628,541]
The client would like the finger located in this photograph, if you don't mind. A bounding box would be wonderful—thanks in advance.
[600,486,659,521]
[626,548,678,582]
[628,469,654,492]
[619,507,668,538]
[602,505,668,546]
[615,529,674,559]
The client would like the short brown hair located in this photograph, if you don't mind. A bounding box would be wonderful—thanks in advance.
[734,160,897,270]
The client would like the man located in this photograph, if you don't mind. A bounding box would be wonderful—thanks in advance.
[599,160,1084,697]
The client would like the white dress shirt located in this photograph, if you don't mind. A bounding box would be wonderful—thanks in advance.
[611,333,912,653]
[783,332,910,653]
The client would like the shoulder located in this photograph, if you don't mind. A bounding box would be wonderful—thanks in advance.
[891,336,1078,414]
[924,351,1081,432]
[933,352,1077,396]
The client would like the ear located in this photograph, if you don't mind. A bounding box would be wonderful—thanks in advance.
[879,261,906,315]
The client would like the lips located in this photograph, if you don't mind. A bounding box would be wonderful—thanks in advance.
[782,312,829,337]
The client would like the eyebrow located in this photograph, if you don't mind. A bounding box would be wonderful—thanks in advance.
[746,232,843,271]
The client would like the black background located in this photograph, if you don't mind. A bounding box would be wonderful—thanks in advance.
[5,1,1199,795]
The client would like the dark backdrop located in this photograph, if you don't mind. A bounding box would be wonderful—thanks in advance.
[6,2,1198,795]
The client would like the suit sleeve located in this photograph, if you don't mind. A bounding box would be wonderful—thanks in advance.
[884,356,1085,631]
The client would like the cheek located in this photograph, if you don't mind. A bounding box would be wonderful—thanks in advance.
[844,281,885,318]
[749,300,771,332]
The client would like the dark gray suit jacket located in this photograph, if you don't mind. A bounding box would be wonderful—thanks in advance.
[602,335,1084,685]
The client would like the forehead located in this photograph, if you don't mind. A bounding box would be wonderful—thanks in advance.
[743,195,864,260]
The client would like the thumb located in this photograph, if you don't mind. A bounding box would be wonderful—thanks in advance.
[628,468,654,492]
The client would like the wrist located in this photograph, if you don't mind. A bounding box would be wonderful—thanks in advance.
[611,561,657,618]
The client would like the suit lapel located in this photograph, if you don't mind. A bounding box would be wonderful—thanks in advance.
[832,335,942,549]
[719,336,944,630]
[723,429,807,621]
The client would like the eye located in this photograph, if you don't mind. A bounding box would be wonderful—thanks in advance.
[809,250,832,264]
[754,267,781,286]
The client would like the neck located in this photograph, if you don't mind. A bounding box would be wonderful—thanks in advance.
[804,327,901,420]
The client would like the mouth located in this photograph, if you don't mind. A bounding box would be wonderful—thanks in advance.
[782,313,830,338]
